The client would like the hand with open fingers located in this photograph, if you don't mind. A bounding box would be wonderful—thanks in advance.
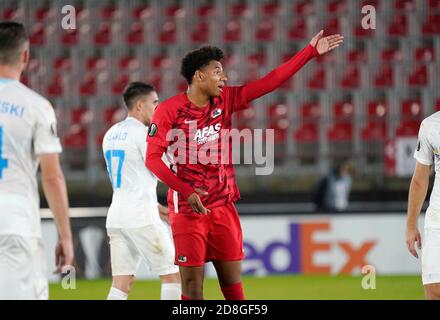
[54,238,74,274]
[310,30,344,55]
[187,188,211,215]
[406,226,422,258]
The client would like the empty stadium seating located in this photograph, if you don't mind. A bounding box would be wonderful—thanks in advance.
[5,0,438,176]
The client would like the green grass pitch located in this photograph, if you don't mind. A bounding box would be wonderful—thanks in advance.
[49,275,424,300]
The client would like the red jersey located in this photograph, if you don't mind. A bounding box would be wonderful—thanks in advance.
[146,44,318,214]
[148,86,249,214]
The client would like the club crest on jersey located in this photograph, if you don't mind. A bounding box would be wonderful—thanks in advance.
[211,108,222,119]
[148,123,158,137]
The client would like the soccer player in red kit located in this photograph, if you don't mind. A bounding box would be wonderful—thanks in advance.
[145,30,343,300]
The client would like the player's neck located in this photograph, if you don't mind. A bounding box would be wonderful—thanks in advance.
[186,86,210,108]
[128,112,148,126]
[0,65,22,81]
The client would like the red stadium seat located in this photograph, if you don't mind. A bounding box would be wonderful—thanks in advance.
[388,14,408,36]
[408,64,428,86]
[47,74,64,97]
[151,54,172,70]
[63,126,88,148]
[374,64,394,88]
[307,67,326,89]
[86,56,107,71]
[415,46,435,62]
[35,6,53,21]
[294,0,315,14]
[381,47,403,62]
[267,103,290,143]
[327,102,354,142]
[325,17,341,35]
[197,4,216,17]
[395,100,422,137]
[191,21,209,43]
[247,52,267,67]
[133,5,153,19]
[294,103,320,143]
[288,18,307,40]
[177,79,188,92]
[224,19,241,42]
[126,22,144,44]
[261,2,281,16]
[234,108,255,131]
[29,23,46,46]
[255,19,275,41]
[94,23,111,45]
[54,57,72,71]
[71,108,90,125]
[61,28,78,45]
[166,4,186,17]
[328,0,348,13]
[347,49,368,63]
[96,107,127,145]
[159,20,176,43]
[435,99,440,111]
[361,101,388,141]
[354,23,375,37]
[394,0,415,10]
[119,56,140,71]
[148,72,163,94]
[422,14,440,35]
[340,66,360,89]
[429,0,440,9]
[80,73,97,96]
[112,74,129,95]
[3,7,22,19]
[230,3,251,17]
[101,5,119,20]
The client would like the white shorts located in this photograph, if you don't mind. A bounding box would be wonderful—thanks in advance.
[422,228,440,285]
[0,235,48,300]
[107,222,179,277]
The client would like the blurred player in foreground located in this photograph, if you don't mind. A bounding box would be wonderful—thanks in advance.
[0,21,73,299]
[407,112,440,300]
[103,82,181,300]
[146,30,343,300]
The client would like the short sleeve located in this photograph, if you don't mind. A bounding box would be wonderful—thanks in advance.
[147,103,174,148]
[223,86,250,113]
[33,101,62,155]
[414,120,434,166]
[136,126,149,162]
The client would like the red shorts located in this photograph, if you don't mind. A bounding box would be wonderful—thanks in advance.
[170,202,244,267]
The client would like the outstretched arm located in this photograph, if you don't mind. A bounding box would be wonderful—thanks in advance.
[242,30,344,103]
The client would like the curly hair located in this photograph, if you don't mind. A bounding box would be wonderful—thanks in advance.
[180,46,224,84]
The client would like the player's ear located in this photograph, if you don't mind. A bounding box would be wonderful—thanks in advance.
[22,45,29,66]
[195,69,204,82]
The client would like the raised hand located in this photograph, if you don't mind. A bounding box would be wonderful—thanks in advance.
[310,30,344,55]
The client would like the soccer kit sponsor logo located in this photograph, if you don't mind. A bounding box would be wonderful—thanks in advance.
[194,123,221,145]
[178,255,187,263]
